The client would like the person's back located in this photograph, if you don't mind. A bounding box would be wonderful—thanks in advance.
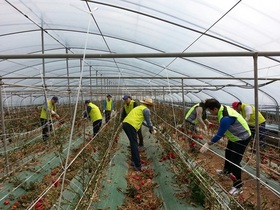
[123,104,147,131]
[232,101,266,150]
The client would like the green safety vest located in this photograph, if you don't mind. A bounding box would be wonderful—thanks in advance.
[124,100,135,115]
[40,100,56,120]
[218,105,251,142]
[240,103,266,126]
[123,104,147,131]
[88,102,102,122]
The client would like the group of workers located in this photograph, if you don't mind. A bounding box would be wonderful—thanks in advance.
[39,94,154,172]
[40,95,266,196]
[186,99,266,196]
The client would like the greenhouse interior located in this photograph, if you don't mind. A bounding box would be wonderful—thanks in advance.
[0,0,280,209]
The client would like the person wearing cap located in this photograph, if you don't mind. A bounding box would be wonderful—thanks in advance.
[122,98,155,171]
[200,99,251,196]
[185,101,213,133]
[232,101,266,150]
[84,100,103,137]
[40,96,60,143]
[120,94,144,150]
[103,94,114,123]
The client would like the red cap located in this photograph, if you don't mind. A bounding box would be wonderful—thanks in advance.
[232,102,239,110]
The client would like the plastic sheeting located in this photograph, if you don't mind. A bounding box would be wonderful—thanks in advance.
[1,0,280,106]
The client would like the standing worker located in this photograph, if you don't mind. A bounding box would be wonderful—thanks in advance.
[123,98,155,171]
[40,96,60,144]
[120,94,144,151]
[200,99,251,196]
[103,94,114,123]
[232,101,266,150]
[84,100,103,137]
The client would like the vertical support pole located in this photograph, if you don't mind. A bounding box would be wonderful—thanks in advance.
[181,78,185,114]
[90,66,92,98]
[276,105,280,147]
[66,48,71,107]
[253,53,261,210]
[0,78,10,174]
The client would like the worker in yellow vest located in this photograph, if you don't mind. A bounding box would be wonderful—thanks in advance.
[40,96,60,143]
[123,98,155,171]
[232,101,266,150]
[120,94,144,151]
[185,102,212,133]
[84,100,103,137]
[200,99,251,196]
[103,94,114,123]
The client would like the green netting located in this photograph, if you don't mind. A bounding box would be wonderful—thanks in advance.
[90,131,128,209]
[91,128,203,209]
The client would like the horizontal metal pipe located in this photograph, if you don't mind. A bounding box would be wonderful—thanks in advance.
[1,51,280,59]
[2,76,280,80]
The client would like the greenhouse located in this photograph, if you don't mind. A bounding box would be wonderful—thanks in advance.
[0,0,280,209]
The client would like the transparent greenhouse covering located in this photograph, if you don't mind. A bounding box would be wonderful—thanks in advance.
[1,0,280,106]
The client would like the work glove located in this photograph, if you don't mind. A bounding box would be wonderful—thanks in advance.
[149,128,156,135]
[200,143,209,153]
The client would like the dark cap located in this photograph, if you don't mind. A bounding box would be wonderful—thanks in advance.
[85,100,90,104]
[123,94,131,100]
[52,96,59,102]
[107,94,112,97]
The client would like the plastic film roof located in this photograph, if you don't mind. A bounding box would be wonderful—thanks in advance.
[1,0,280,107]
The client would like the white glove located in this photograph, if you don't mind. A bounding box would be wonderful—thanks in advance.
[103,110,105,113]
[51,110,56,115]
[200,143,209,153]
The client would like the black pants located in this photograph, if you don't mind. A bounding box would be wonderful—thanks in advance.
[40,118,52,142]
[123,123,141,168]
[93,119,102,136]
[137,127,144,146]
[224,136,251,188]
[249,122,266,149]
[105,110,111,123]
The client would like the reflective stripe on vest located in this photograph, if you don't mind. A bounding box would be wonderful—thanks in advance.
[89,102,102,122]
[241,103,266,126]
[218,105,251,142]
[123,104,147,131]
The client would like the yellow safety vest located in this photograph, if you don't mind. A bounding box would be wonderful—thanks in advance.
[40,100,55,120]
[124,100,135,114]
[185,104,199,124]
[123,104,147,131]
[105,99,113,111]
[218,105,251,142]
[240,103,266,126]
[88,102,102,122]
